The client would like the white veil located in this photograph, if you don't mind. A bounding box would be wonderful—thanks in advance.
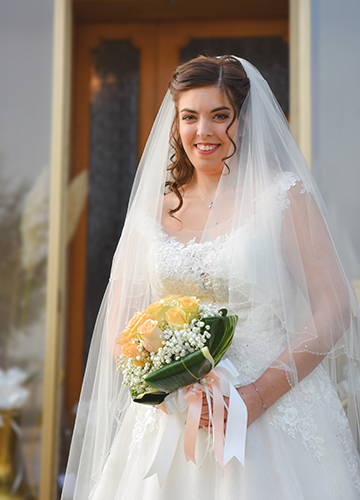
[61,58,360,499]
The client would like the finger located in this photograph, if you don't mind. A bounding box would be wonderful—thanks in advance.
[201,405,210,415]
[199,417,209,425]
[199,419,210,428]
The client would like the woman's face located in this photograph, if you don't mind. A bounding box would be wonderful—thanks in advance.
[178,85,237,178]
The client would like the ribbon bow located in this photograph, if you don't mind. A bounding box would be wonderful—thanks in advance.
[183,370,225,466]
[144,359,247,486]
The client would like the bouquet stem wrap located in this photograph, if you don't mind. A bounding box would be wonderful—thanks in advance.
[183,370,225,466]
[145,358,247,486]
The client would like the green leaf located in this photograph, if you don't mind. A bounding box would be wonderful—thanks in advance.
[145,347,214,393]
[132,389,167,405]
[204,314,238,365]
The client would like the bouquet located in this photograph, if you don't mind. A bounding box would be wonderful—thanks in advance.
[116,295,238,405]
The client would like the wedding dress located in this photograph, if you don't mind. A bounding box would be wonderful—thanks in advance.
[61,58,360,500]
[88,171,360,500]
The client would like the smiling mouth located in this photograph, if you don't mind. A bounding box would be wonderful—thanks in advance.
[195,144,220,151]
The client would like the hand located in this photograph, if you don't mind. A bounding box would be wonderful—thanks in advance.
[156,402,168,414]
[199,392,229,432]
[199,384,266,431]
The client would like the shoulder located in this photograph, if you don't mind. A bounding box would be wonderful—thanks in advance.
[273,171,311,196]
[267,171,313,221]
[161,192,179,223]
[162,191,178,211]
[161,191,182,231]
[273,171,312,208]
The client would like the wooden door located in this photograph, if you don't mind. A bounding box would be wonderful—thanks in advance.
[66,18,289,420]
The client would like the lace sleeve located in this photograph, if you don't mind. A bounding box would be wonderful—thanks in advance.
[273,171,312,217]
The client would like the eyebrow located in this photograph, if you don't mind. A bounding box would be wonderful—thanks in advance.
[180,106,231,114]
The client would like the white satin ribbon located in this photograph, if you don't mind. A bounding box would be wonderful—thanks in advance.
[144,409,187,485]
[144,358,247,486]
[215,359,247,466]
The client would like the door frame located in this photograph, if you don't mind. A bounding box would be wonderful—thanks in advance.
[41,1,311,499]
[67,16,290,423]
[40,1,72,499]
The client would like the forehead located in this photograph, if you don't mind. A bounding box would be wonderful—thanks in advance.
[178,85,232,111]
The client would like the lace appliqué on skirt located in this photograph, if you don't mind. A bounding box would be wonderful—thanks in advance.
[129,405,164,457]
[269,373,325,460]
[269,367,360,492]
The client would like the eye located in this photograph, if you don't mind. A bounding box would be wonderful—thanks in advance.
[213,113,230,121]
[181,114,197,121]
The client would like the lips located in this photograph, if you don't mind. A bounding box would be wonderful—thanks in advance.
[195,143,220,152]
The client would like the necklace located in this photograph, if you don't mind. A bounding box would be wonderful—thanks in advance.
[195,181,227,209]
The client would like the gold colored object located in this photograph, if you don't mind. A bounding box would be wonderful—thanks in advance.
[0,410,36,500]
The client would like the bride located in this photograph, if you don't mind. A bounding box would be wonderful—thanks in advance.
[61,56,360,499]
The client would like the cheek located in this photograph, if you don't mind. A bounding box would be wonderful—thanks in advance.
[179,125,193,151]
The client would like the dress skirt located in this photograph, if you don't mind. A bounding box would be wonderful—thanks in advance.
[90,365,360,500]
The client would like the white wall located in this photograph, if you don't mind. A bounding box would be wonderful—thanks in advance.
[0,0,54,188]
[311,0,360,279]
[0,0,55,493]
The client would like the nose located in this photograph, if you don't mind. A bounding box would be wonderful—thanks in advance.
[197,117,213,138]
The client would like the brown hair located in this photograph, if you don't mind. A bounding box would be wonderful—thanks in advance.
[166,55,250,217]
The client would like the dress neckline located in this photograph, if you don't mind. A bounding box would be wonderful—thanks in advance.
[157,224,238,249]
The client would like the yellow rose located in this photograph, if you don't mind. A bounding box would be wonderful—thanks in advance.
[165,306,188,330]
[163,295,181,305]
[178,296,199,323]
[146,300,163,312]
[146,300,171,323]
[138,319,164,353]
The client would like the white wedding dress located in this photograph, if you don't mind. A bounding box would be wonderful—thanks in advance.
[90,172,360,499]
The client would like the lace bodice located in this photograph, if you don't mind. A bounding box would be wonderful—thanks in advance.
[149,230,234,306]
[146,172,308,383]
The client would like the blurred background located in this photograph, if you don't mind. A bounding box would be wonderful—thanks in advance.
[0,0,359,498]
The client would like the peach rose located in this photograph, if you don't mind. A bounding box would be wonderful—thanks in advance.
[123,310,155,337]
[178,296,199,323]
[122,342,141,358]
[122,341,149,367]
[163,295,181,305]
[146,300,164,312]
[117,312,146,345]
[126,311,143,330]
[117,331,135,346]
[165,306,188,329]
[138,319,164,353]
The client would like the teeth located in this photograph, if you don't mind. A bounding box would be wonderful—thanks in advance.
[198,144,216,151]
[196,144,217,151]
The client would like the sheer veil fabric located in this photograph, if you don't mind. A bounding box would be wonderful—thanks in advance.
[61,59,360,499]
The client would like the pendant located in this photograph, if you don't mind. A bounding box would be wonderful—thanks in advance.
[209,202,214,209]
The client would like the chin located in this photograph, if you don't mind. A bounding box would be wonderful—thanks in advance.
[192,160,224,174]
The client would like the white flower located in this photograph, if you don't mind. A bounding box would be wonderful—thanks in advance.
[0,368,29,410]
